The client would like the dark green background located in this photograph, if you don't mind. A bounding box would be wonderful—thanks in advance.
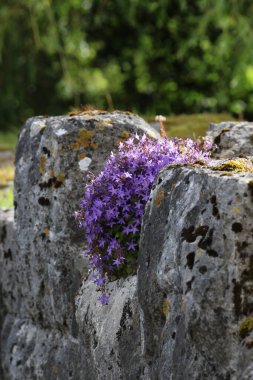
[1,0,253,131]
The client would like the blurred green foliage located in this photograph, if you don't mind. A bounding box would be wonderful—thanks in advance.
[0,184,13,208]
[0,0,253,131]
[0,130,19,150]
[156,112,235,138]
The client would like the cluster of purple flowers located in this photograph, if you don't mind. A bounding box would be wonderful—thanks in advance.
[75,134,211,304]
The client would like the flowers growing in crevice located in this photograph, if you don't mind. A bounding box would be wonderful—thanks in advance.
[75,133,212,304]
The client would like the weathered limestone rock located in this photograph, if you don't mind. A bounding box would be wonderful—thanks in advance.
[1,111,158,380]
[207,121,253,158]
[0,209,16,378]
[0,209,16,316]
[139,158,253,379]
[76,276,143,380]
[2,112,253,380]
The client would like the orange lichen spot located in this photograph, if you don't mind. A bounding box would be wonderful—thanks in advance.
[71,129,96,150]
[79,129,96,144]
[52,173,65,189]
[90,141,98,150]
[78,153,86,160]
[245,339,253,349]
[39,155,46,175]
[155,188,165,208]
[71,142,80,150]
[120,131,130,139]
[43,227,49,237]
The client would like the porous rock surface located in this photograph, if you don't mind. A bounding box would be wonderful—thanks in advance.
[0,209,17,378]
[207,121,253,158]
[0,111,158,380]
[1,116,253,380]
[139,159,253,379]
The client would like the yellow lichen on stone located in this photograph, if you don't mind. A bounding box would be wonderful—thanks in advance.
[79,129,96,140]
[212,158,253,173]
[232,207,240,215]
[56,173,65,183]
[71,130,96,150]
[162,297,170,318]
[39,155,46,175]
[120,131,130,139]
[193,160,207,167]
[238,316,253,339]
[155,189,165,208]
[195,247,203,257]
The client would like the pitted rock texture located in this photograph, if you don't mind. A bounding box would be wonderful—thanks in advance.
[2,113,253,380]
[0,209,16,378]
[1,112,158,380]
[13,111,158,330]
[139,160,253,379]
[207,121,253,158]
[76,276,144,380]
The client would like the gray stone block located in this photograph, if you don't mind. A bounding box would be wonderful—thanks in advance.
[139,158,253,379]
[207,121,253,158]
[1,111,158,380]
[2,113,253,380]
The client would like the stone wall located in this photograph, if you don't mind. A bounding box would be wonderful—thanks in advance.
[139,159,253,379]
[207,121,253,158]
[0,111,158,380]
[1,116,253,379]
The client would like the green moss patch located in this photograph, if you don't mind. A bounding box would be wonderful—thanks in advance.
[238,316,253,339]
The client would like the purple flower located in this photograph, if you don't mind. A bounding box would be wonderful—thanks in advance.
[113,257,123,266]
[94,274,106,286]
[98,293,110,305]
[130,225,139,235]
[127,241,137,251]
[76,133,212,305]
[123,225,132,235]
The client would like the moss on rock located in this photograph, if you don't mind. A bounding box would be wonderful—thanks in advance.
[238,316,253,339]
[211,158,253,173]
